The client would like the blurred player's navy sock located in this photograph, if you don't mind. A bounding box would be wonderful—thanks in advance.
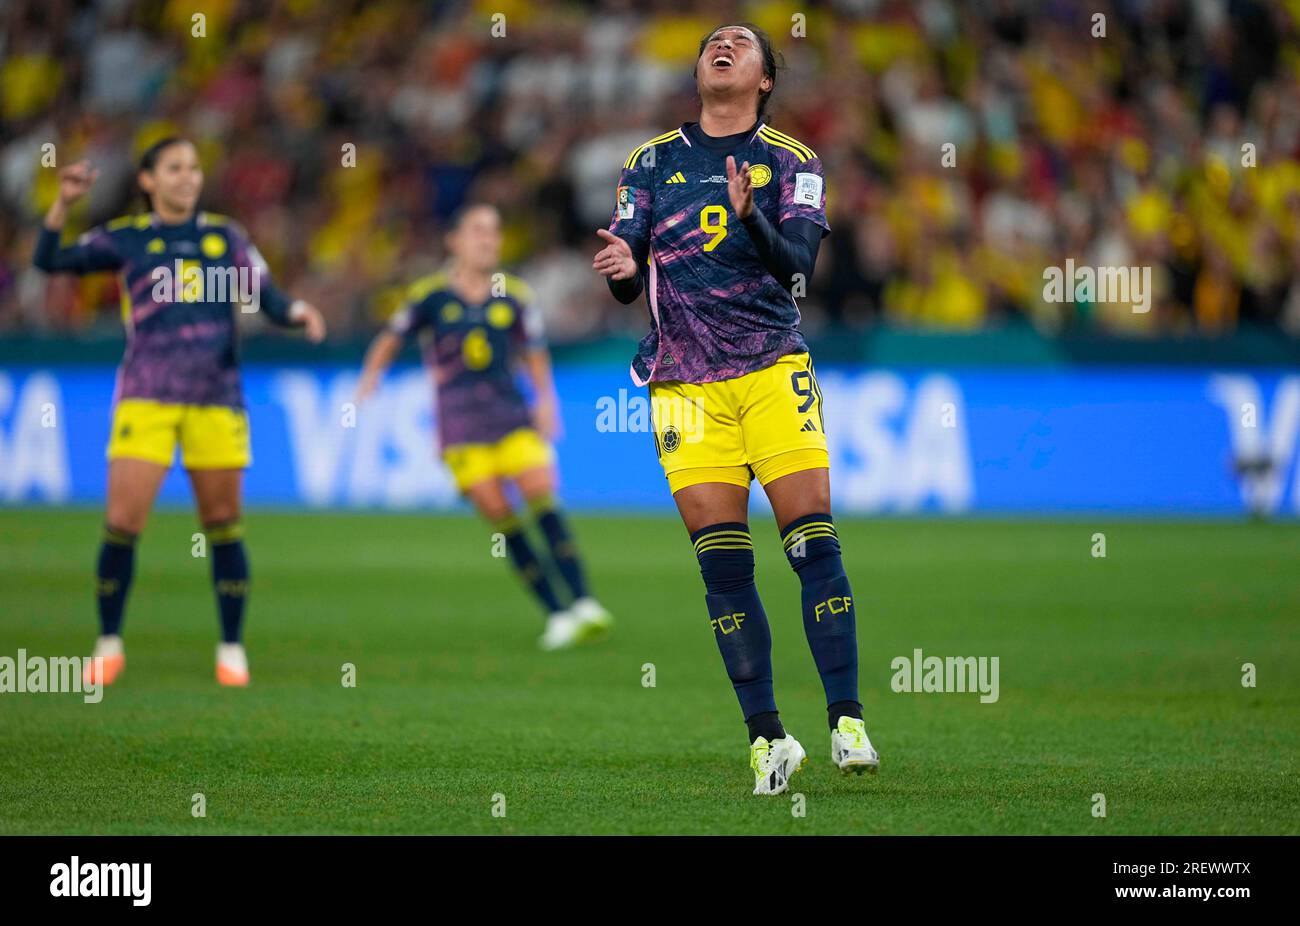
[528,494,589,600]
[693,522,779,731]
[96,525,137,636]
[782,514,860,712]
[207,521,249,644]
[494,514,564,615]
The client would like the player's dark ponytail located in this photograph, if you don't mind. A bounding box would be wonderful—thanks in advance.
[695,23,785,122]
[137,136,189,209]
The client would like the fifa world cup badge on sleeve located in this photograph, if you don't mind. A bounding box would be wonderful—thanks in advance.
[617,185,634,220]
[794,172,823,206]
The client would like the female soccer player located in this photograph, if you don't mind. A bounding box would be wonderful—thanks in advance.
[356,203,612,651]
[592,24,880,794]
[33,137,327,687]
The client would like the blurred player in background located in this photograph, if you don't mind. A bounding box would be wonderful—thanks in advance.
[593,24,879,794]
[32,137,328,687]
[356,204,612,650]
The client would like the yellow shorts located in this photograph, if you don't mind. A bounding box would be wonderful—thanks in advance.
[107,399,251,469]
[442,426,555,492]
[650,352,829,494]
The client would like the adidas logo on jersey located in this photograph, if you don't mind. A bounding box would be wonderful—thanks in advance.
[664,172,687,184]
[800,419,818,432]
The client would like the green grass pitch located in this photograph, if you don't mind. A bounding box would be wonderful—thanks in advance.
[1,509,1297,835]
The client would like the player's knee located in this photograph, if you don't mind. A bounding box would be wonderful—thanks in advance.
[104,504,148,536]
[481,501,515,525]
[467,482,511,522]
[200,503,241,527]
[516,468,555,503]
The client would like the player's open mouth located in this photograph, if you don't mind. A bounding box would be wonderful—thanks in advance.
[712,55,734,68]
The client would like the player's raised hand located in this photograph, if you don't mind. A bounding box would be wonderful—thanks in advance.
[57,160,99,205]
[44,159,99,229]
[593,228,636,281]
[726,156,754,220]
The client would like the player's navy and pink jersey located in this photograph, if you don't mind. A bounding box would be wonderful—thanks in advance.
[387,271,544,447]
[607,121,830,386]
[33,211,296,408]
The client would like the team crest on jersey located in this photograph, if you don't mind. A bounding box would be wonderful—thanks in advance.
[146,238,165,254]
[617,185,634,220]
[661,425,682,453]
[200,232,227,259]
[749,164,772,188]
[441,301,464,323]
[486,300,515,328]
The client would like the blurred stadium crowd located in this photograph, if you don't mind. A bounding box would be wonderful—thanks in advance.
[2,0,1299,342]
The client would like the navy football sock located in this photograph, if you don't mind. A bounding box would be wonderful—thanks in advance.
[745,711,786,744]
[96,525,137,637]
[693,522,779,728]
[827,699,863,731]
[782,514,860,710]
[207,521,249,644]
[494,514,564,616]
[529,494,590,601]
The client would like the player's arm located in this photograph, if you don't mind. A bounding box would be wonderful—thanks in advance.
[523,346,560,440]
[593,155,652,303]
[511,283,561,440]
[355,296,428,403]
[727,155,825,293]
[355,330,403,405]
[229,221,326,341]
[33,160,124,274]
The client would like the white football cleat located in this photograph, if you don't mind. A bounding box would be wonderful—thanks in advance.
[750,734,807,796]
[537,611,583,651]
[569,597,613,642]
[831,716,879,775]
[216,642,250,687]
[85,634,125,686]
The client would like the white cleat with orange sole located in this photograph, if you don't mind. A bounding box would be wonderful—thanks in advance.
[216,642,250,687]
[84,635,125,687]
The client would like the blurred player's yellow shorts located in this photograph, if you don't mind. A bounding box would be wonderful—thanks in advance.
[442,426,555,492]
[107,399,251,469]
[650,352,829,494]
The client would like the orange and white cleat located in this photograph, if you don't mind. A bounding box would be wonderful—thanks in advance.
[216,642,250,687]
[84,635,125,687]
